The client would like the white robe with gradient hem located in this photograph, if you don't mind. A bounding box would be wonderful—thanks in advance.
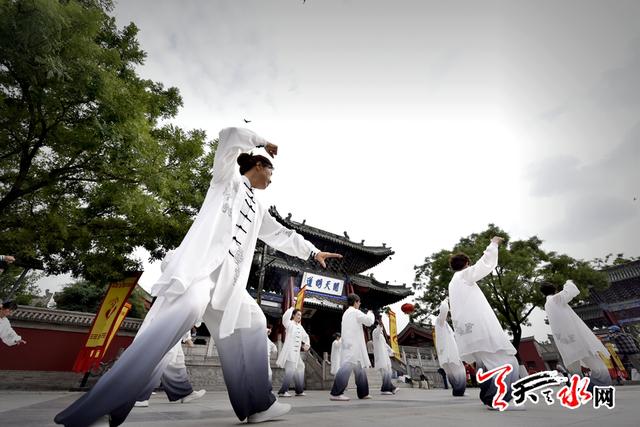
[276,306,310,368]
[151,127,319,338]
[372,325,392,372]
[448,242,516,359]
[340,307,375,368]
[545,280,608,367]
[435,299,463,367]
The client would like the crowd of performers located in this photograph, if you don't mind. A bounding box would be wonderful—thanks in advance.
[7,126,622,426]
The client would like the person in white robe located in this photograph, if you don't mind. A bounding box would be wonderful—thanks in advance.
[330,333,341,376]
[435,299,466,396]
[329,293,375,401]
[448,236,519,408]
[276,306,310,396]
[267,325,278,382]
[134,250,206,408]
[134,328,206,407]
[372,319,397,395]
[0,301,26,347]
[542,280,611,389]
[55,127,342,427]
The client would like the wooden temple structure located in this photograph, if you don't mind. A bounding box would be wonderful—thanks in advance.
[573,260,640,329]
[245,206,413,354]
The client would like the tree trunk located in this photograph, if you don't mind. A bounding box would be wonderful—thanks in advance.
[511,324,522,363]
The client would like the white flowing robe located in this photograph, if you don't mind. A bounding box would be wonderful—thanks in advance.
[545,280,608,367]
[372,325,392,371]
[435,299,463,367]
[151,127,319,338]
[276,307,310,368]
[448,242,516,359]
[0,317,21,346]
[340,307,375,368]
[330,339,342,375]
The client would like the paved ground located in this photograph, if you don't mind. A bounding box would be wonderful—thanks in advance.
[1,385,639,427]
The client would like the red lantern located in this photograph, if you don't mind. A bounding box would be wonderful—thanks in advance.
[401,303,415,314]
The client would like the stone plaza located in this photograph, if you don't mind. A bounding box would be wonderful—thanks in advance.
[2,385,639,427]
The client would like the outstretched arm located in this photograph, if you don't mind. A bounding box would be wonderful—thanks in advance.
[436,299,449,326]
[212,127,270,183]
[463,236,503,284]
[553,280,581,305]
[282,306,295,329]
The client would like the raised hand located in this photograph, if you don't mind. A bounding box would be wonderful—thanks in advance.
[265,143,278,158]
[314,252,343,268]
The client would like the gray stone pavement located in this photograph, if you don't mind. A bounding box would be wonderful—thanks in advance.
[1,385,639,427]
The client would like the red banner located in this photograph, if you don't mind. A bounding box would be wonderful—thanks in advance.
[72,273,141,372]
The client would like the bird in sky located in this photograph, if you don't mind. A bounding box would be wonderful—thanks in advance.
[244,118,251,123]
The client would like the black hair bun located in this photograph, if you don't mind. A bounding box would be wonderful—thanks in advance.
[237,152,252,167]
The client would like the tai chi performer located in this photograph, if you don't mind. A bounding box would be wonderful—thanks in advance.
[372,319,397,395]
[0,300,26,347]
[541,280,612,390]
[330,333,341,376]
[135,251,206,408]
[329,293,374,401]
[435,299,466,396]
[276,307,310,397]
[55,127,342,426]
[448,236,519,408]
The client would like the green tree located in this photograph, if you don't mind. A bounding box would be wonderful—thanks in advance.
[412,224,608,352]
[0,265,42,305]
[53,280,104,313]
[0,0,214,284]
[53,280,148,318]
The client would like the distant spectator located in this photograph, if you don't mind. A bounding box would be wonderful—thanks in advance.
[608,325,640,373]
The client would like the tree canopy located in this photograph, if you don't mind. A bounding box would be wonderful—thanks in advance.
[412,224,609,350]
[0,0,214,284]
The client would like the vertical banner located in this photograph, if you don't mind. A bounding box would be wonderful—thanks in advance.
[295,285,306,311]
[103,302,132,354]
[605,342,629,379]
[72,273,141,372]
[388,309,401,360]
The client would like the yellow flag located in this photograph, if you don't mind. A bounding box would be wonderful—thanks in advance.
[294,286,306,311]
[388,309,401,360]
[605,342,628,377]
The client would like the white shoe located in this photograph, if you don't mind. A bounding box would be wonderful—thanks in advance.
[295,392,306,396]
[329,394,350,401]
[278,391,292,397]
[247,401,291,423]
[90,416,110,426]
[134,400,149,407]
[181,389,206,403]
[360,395,372,400]
[392,387,399,394]
[381,391,393,395]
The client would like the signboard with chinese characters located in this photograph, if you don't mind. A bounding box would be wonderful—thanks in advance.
[301,272,344,297]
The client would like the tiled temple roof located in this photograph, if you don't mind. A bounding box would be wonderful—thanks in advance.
[10,305,142,332]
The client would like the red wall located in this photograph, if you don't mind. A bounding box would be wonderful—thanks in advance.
[518,340,547,373]
[0,326,134,371]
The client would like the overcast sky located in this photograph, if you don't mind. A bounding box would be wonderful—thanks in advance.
[40,0,640,340]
